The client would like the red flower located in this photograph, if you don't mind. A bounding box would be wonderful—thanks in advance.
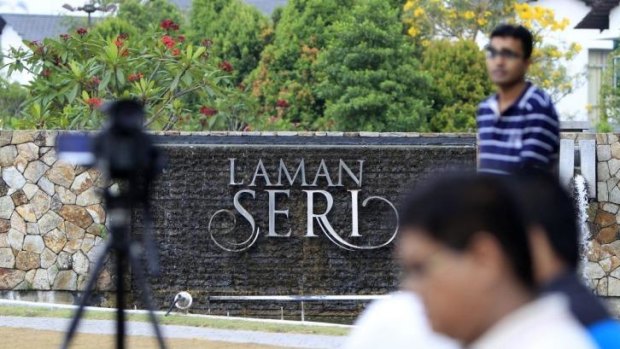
[161,35,176,49]
[160,19,179,31]
[202,39,213,48]
[121,48,129,57]
[90,76,101,86]
[77,27,87,36]
[172,48,181,56]
[276,99,289,108]
[60,34,70,41]
[118,32,129,40]
[219,61,233,73]
[177,35,186,43]
[128,73,143,82]
[29,41,44,54]
[160,19,174,30]
[114,38,124,48]
[86,97,103,109]
[199,106,218,116]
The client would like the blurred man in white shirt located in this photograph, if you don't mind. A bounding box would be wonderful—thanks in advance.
[396,174,595,349]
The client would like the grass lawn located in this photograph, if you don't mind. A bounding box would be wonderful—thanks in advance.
[0,305,350,337]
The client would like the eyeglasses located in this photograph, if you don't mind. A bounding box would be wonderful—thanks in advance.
[484,45,522,60]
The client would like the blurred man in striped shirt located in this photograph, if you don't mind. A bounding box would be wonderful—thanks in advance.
[477,24,560,175]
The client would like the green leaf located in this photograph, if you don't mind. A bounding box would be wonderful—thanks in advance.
[100,71,112,93]
[170,74,181,92]
[115,69,125,87]
[67,84,79,103]
[181,73,193,86]
[192,47,206,60]
[69,61,81,78]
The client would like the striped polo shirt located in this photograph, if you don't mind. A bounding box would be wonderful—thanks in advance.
[477,83,560,175]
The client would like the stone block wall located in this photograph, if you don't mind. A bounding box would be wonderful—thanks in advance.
[577,133,620,300]
[0,131,111,292]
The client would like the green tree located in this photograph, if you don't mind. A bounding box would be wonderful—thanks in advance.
[117,0,184,34]
[3,21,254,131]
[90,17,139,40]
[0,78,28,129]
[189,0,271,84]
[598,49,620,130]
[249,0,354,129]
[314,0,432,131]
[421,39,493,132]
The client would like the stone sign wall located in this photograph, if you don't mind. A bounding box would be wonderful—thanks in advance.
[2,130,620,319]
[135,133,476,320]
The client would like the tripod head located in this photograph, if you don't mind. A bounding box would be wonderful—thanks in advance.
[94,100,164,202]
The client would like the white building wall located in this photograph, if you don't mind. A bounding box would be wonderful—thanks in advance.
[1,25,31,84]
[532,0,614,121]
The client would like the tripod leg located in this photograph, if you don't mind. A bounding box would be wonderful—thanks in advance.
[116,246,127,349]
[128,243,168,349]
[60,240,113,349]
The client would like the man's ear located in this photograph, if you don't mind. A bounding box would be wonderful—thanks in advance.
[468,232,506,282]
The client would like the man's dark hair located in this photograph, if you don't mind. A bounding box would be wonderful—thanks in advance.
[509,171,580,270]
[490,24,534,60]
[399,174,534,288]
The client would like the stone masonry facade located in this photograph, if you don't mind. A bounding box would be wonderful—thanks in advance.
[0,131,111,292]
[584,133,620,300]
[0,130,619,318]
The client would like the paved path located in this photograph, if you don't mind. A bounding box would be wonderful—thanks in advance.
[0,316,345,349]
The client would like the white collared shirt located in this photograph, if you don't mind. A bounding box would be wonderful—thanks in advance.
[343,292,459,349]
[469,294,596,349]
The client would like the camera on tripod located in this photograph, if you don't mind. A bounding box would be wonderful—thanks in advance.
[55,99,168,349]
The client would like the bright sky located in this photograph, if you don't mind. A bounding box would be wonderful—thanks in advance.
[0,0,106,15]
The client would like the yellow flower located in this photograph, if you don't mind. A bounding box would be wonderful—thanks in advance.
[561,18,571,30]
[477,18,488,26]
[571,43,583,53]
[414,7,425,17]
[421,40,431,47]
[519,11,532,20]
[404,1,415,11]
[463,10,476,20]
[408,27,419,37]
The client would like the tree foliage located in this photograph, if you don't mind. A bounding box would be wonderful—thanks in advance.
[2,20,254,131]
[421,39,493,132]
[403,0,582,104]
[117,0,184,34]
[189,0,271,84]
[249,0,355,130]
[315,0,432,131]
